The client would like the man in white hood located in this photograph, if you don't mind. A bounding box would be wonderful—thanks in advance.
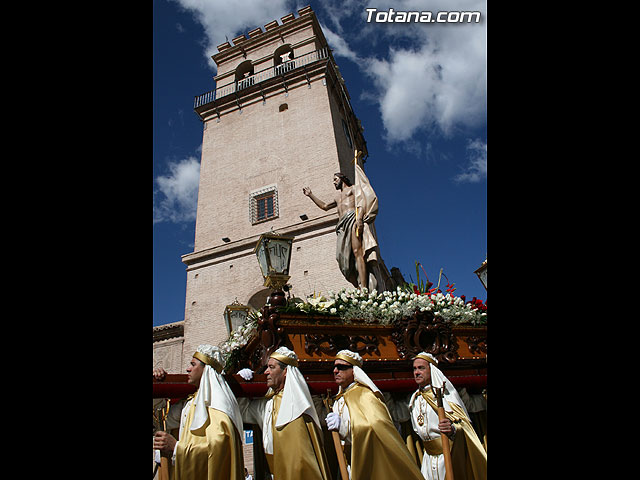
[237,347,332,480]
[153,344,245,480]
[325,349,424,480]
[408,352,487,480]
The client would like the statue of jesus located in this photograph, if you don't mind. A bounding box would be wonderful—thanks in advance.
[303,152,388,290]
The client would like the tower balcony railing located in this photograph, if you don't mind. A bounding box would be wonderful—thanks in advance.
[194,47,329,109]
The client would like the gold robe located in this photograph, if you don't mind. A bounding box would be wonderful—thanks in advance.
[410,388,487,480]
[268,390,332,480]
[341,383,424,480]
[174,397,244,480]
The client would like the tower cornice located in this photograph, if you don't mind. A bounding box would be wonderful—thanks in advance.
[211,6,326,70]
[181,213,339,270]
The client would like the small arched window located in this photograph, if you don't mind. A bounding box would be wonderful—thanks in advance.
[274,45,294,75]
[235,60,255,90]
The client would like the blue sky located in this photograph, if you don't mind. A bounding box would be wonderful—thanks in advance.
[153,0,487,327]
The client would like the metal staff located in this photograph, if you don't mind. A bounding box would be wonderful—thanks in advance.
[431,386,455,480]
[153,398,171,480]
[323,389,350,480]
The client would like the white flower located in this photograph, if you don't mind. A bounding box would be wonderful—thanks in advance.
[307,295,335,310]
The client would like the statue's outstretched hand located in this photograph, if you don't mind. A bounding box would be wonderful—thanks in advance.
[302,187,312,196]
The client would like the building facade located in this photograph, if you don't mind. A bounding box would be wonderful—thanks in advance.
[178,5,370,369]
[154,7,374,474]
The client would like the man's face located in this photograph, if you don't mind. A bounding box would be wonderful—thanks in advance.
[333,175,343,190]
[186,357,205,385]
[333,359,354,388]
[265,359,287,391]
[413,359,431,388]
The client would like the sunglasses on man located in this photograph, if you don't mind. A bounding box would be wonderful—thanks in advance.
[333,364,353,371]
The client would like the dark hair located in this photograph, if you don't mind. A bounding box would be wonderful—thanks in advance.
[334,172,352,186]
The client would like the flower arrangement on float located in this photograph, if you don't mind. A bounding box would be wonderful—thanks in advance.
[218,262,486,368]
[282,261,486,326]
[219,311,260,370]
[283,285,486,326]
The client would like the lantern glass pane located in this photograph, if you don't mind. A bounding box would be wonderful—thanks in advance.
[229,309,247,331]
[256,241,269,277]
[266,238,291,274]
[479,269,487,289]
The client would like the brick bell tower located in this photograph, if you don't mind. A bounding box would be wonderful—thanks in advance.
[181,6,370,361]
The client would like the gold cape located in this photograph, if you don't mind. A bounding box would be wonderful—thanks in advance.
[267,390,332,480]
[342,383,424,480]
[173,397,244,480]
[409,389,487,480]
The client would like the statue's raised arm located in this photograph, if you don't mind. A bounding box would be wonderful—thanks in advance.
[303,167,391,291]
[302,186,336,212]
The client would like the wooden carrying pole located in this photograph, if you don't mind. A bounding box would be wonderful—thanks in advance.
[433,387,455,480]
[155,399,171,480]
[324,390,350,480]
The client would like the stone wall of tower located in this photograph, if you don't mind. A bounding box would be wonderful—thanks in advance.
[181,7,364,368]
[194,84,343,251]
[181,219,354,367]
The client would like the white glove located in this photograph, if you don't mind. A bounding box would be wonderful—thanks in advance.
[325,412,341,431]
[237,368,254,381]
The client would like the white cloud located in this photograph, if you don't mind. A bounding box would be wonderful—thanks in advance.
[172,0,294,70]
[154,157,201,224]
[359,0,487,142]
[322,23,359,62]
[454,139,486,183]
[317,0,367,36]
[171,0,486,152]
